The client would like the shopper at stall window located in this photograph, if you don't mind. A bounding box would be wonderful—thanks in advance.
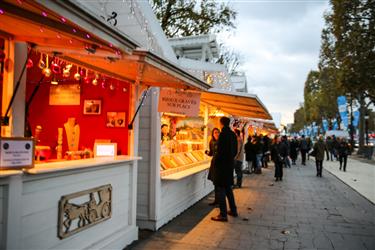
[312,135,326,177]
[205,128,220,206]
[234,129,244,188]
[245,136,255,174]
[271,135,283,181]
[253,136,263,174]
[211,117,238,222]
[161,124,170,143]
[262,135,271,168]
[338,138,350,172]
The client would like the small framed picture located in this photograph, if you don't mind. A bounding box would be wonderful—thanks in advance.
[106,112,126,128]
[83,100,101,115]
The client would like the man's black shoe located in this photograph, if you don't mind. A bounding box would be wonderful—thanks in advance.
[211,215,228,222]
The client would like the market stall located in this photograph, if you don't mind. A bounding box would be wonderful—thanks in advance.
[0,1,209,249]
[136,87,272,230]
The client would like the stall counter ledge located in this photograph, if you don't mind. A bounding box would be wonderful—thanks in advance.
[25,155,142,175]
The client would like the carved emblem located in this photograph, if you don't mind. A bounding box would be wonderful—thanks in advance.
[58,184,112,239]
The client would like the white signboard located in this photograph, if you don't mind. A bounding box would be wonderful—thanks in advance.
[49,84,81,105]
[0,138,35,169]
[158,89,201,116]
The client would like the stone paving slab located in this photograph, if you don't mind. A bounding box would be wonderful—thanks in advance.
[127,161,375,250]
[320,157,375,204]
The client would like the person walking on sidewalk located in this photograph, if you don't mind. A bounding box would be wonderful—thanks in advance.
[205,128,220,206]
[312,136,326,177]
[338,138,350,172]
[326,136,334,161]
[280,136,291,168]
[300,135,308,165]
[271,135,283,181]
[211,117,238,222]
[262,135,271,168]
[234,129,244,188]
[290,136,299,165]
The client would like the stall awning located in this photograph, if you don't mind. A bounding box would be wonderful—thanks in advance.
[0,0,210,91]
[201,88,272,120]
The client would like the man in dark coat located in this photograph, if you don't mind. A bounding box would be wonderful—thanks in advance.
[290,137,299,165]
[299,135,308,165]
[211,117,238,222]
[312,136,326,177]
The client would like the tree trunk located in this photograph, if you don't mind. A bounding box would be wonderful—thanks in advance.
[358,94,365,154]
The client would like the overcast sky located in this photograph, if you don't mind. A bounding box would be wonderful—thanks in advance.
[221,0,330,125]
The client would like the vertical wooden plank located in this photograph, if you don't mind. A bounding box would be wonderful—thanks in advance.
[5,175,22,249]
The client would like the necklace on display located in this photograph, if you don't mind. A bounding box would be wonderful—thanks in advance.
[64,118,80,151]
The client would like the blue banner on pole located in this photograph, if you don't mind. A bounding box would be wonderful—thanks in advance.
[322,119,328,132]
[353,110,360,128]
[333,119,338,130]
[337,96,349,128]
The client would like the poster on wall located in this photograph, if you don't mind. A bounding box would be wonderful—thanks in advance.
[106,112,126,127]
[83,100,102,115]
[0,138,35,170]
[49,84,81,105]
[158,88,201,116]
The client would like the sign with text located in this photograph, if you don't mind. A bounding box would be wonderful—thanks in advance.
[0,138,35,170]
[49,84,81,105]
[158,89,201,116]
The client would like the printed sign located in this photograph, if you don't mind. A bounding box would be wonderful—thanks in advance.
[158,89,201,116]
[49,84,80,105]
[0,138,35,169]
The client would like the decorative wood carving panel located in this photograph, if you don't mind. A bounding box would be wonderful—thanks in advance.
[58,184,112,239]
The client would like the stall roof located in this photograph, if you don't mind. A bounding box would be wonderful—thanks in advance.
[0,0,210,91]
[201,88,272,120]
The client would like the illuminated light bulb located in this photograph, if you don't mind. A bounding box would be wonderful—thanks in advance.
[41,11,47,17]
[74,67,81,81]
[69,39,73,44]
[122,87,127,92]
[72,28,77,33]
[92,78,98,86]
[60,17,66,23]
[86,34,90,39]
[0,9,4,15]
[109,83,115,91]
[42,55,51,77]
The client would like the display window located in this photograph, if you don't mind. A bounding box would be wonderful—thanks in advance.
[159,105,226,176]
[25,51,132,162]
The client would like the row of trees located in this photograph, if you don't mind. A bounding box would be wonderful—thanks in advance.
[292,0,375,151]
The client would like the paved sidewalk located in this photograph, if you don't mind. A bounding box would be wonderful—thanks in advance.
[127,162,375,250]
[318,157,375,204]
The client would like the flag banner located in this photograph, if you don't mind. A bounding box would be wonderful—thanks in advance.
[337,96,349,128]
[353,110,360,128]
[322,119,329,132]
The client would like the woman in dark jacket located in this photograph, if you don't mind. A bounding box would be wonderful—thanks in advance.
[271,135,283,181]
[245,136,255,173]
[338,138,350,172]
[205,128,220,205]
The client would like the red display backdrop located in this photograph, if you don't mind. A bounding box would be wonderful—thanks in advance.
[26,53,131,157]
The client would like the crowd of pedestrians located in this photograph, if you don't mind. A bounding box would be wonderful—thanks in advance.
[205,116,352,222]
